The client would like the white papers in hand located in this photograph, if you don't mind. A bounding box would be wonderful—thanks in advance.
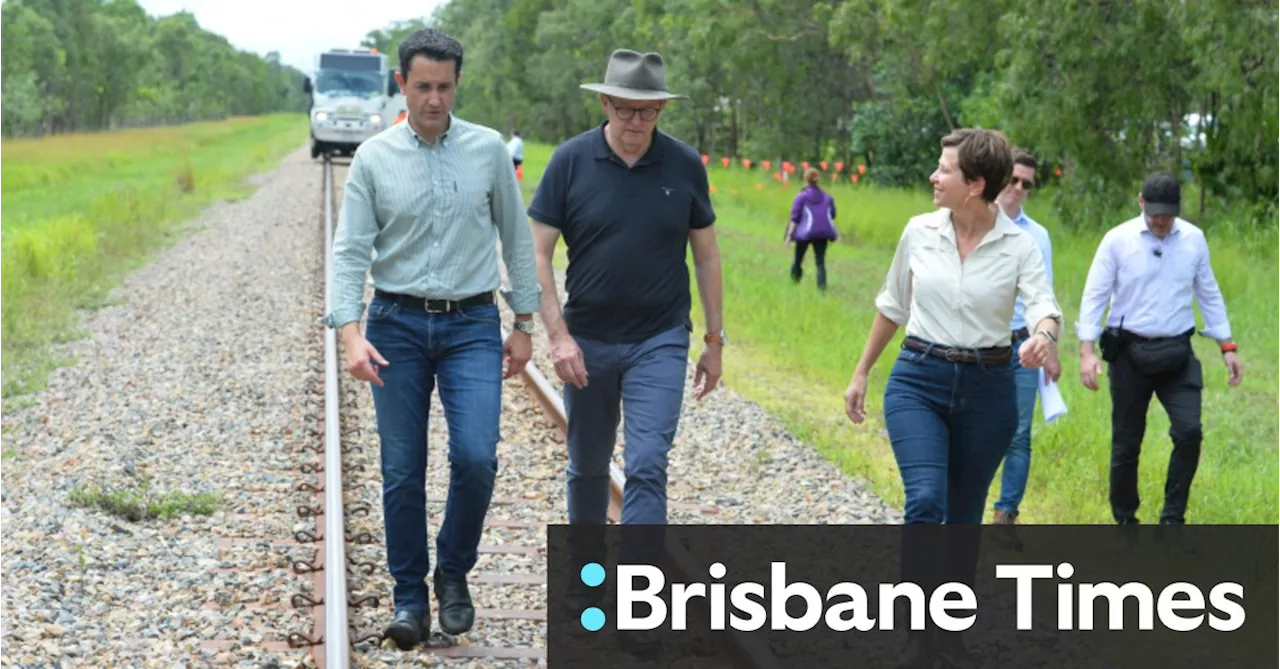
[1038,368,1068,423]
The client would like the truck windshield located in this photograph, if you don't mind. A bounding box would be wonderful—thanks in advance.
[315,70,383,98]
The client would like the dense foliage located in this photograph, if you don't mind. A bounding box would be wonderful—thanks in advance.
[2,0,309,136]
[364,0,1277,231]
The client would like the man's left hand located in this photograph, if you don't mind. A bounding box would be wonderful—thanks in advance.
[694,345,722,399]
[1223,351,1243,386]
[503,330,532,379]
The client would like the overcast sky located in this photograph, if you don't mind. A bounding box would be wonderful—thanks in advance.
[136,0,447,72]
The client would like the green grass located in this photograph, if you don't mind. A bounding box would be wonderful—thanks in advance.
[68,477,221,522]
[519,140,1277,525]
[1,114,308,403]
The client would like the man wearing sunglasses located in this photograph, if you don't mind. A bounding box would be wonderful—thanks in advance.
[992,149,1058,527]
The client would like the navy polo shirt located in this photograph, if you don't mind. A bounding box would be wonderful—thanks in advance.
[528,122,716,343]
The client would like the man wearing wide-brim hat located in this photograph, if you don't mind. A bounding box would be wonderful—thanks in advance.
[527,44,725,575]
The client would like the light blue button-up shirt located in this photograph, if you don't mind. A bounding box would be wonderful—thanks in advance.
[326,116,540,328]
[1008,208,1054,332]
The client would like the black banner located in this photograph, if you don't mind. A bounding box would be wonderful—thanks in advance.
[547,524,1277,668]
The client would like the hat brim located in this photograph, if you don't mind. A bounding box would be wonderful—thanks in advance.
[1144,202,1179,216]
[580,83,686,100]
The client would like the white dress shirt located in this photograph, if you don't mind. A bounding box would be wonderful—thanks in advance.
[875,207,1062,349]
[1076,215,1232,342]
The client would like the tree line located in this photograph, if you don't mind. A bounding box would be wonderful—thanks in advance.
[364,0,1276,232]
[2,0,309,137]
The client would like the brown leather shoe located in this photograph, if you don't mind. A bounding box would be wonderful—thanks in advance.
[993,510,1016,525]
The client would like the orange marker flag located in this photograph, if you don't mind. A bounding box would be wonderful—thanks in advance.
[782,161,794,174]
[709,185,717,194]
[835,161,844,172]
[773,171,783,182]
[742,159,752,169]
[820,161,828,171]
[801,161,809,171]
[701,154,709,165]
[857,164,866,175]
[762,160,771,171]
[851,174,859,183]
[722,157,731,167]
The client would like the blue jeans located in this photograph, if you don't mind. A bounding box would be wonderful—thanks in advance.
[993,335,1040,517]
[563,324,690,526]
[883,343,1018,524]
[363,295,503,614]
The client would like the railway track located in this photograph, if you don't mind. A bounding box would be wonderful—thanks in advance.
[272,155,783,667]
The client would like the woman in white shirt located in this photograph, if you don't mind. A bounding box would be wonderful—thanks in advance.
[843,128,1062,667]
[845,128,1063,526]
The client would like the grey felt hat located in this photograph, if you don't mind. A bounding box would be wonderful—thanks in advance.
[580,49,687,101]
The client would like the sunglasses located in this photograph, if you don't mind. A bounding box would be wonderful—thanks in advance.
[1010,177,1036,190]
[607,98,662,121]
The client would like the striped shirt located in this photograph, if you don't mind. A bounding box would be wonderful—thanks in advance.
[326,115,540,328]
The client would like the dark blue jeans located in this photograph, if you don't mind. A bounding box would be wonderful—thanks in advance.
[563,324,690,526]
[883,343,1018,524]
[363,296,503,614]
[993,334,1040,517]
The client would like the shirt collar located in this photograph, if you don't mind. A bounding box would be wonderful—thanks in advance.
[403,113,456,146]
[925,206,1020,246]
[592,121,665,166]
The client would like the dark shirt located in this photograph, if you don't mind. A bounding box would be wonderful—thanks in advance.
[528,122,716,343]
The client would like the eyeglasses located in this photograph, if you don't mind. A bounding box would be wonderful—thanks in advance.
[1010,177,1036,190]
[609,100,662,121]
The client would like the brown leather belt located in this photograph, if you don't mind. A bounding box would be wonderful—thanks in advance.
[902,337,1013,365]
[1012,327,1030,341]
[374,289,494,313]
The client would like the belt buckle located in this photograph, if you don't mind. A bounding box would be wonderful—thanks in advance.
[943,348,965,363]
[425,300,453,314]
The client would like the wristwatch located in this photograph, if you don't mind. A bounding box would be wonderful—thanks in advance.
[704,329,727,346]
[1221,341,1237,355]
[513,319,535,335]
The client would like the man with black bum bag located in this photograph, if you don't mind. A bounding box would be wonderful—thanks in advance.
[1076,172,1243,525]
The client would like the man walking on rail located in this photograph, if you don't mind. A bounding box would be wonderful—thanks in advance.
[527,48,723,530]
[1076,172,1243,525]
[323,28,541,650]
[992,149,1058,527]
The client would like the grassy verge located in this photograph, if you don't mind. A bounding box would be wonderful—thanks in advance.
[1,114,308,404]
[518,140,1277,524]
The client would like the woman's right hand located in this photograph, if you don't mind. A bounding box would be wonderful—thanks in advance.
[844,371,869,423]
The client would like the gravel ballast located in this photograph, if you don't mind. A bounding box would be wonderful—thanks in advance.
[2,147,903,668]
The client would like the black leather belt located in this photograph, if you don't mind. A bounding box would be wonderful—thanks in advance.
[903,337,1013,365]
[374,289,493,313]
[1012,327,1030,341]
[1118,327,1194,343]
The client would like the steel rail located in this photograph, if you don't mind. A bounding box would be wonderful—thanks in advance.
[321,156,350,669]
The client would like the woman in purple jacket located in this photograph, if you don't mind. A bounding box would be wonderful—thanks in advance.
[786,168,839,290]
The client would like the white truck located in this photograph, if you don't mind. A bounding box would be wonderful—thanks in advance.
[303,48,405,159]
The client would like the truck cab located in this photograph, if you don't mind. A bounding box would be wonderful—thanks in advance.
[303,49,402,159]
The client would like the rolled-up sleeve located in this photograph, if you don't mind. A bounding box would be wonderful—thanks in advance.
[327,153,378,329]
[874,223,914,326]
[1075,233,1117,341]
[1017,237,1062,332]
[1192,234,1232,341]
[492,139,541,314]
